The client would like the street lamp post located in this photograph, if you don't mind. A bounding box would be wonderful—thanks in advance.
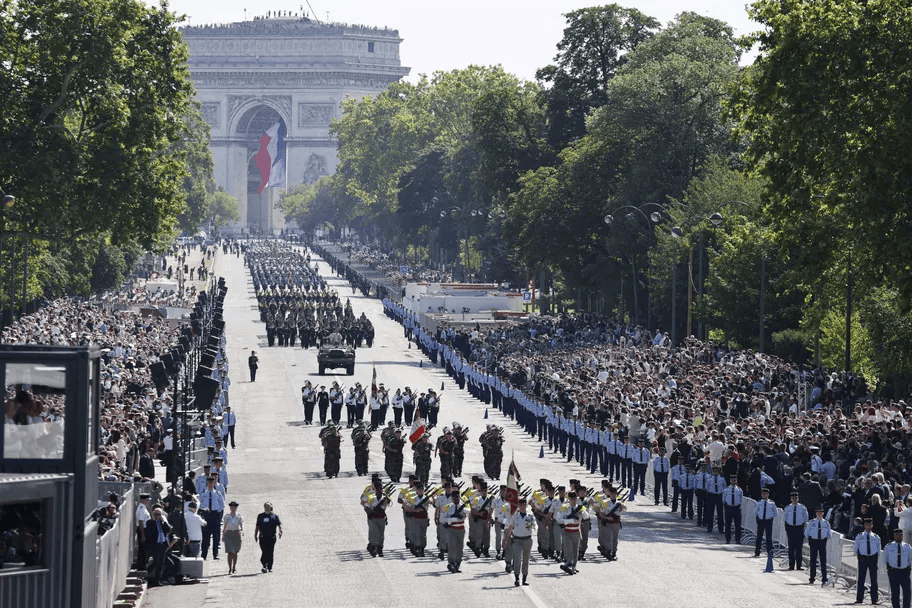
[604,205,661,327]
[440,205,483,283]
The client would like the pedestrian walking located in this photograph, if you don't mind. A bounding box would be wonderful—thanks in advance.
[223,501,244,575]
[255,502,283,573]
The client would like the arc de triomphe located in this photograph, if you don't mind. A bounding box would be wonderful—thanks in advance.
[180,14,410,233]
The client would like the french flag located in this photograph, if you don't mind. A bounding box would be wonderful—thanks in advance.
[255,121,287,194]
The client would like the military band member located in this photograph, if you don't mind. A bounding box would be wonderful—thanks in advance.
[404,481,431,557]
[384,428,405,482]
[441,489,468,573]
[549,486,566,561]
[435,480,453,560]
[805,505,831,585]
[505,498,536,587]
[597,485,625,561]
[361,474,391,557]
[533,480,554,558]
[413,432,433,485]
[398,476,417,550]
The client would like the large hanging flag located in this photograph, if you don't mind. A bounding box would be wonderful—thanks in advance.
[505,458,521,512]
[254,121,287,194]
[409,416,426,443]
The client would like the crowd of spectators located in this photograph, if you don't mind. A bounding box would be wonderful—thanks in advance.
[383,291,912,544]
[346,243,453,286]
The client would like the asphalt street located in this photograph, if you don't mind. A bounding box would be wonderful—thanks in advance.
[144,246,854,608]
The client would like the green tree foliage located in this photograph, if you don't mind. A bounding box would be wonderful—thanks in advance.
[0,0,198,249]
[589,12,741,210]
[536,5,660,148]
[733,0,912,305]
[208,188,240,231]
[176,103,216,234]
[281,178,342,238]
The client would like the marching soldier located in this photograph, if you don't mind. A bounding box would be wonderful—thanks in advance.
[441,488,468,573]
[557,491,587,574]
[403,481,432,556]
[316,384,330,426]
[413,432,433,485]
[398,476,417,550]
[597,484,626,561]
[435,480,453,560]
[301,381,316,425]
[533,480,554,558]
[469,481,494,558]
[403,387,415,425]
[352,422,371,476]
[319,422,342,479]
[505,497,536,587]
[453,422,468,477]
[361,474,391,557]
[329,382,344,426]
[436,428,456,479]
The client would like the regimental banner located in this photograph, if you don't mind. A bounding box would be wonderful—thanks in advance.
[505,459,521,512]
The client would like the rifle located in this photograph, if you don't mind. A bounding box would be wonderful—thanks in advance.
[473,494,495,522]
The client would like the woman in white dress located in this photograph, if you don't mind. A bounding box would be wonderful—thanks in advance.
[222,501,244,574]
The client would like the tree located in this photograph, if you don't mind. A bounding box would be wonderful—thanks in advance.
[589,12,741,212]
[0,0,198,250]
[536,5,660,149]
[732,0,912,307]
[208,188,240,231]
[176,103,216,234]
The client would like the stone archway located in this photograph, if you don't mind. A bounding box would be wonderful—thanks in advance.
[234,104,286,233]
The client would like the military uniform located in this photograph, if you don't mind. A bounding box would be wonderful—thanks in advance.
[352,423,371,476]
[361,479,390,557]
[413,435,433,485]
[441,494,468,573]
[320,424,342,478]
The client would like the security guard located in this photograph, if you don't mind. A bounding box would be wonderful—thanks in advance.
[885,527,912,608]
[854,518,881,604]
[804,505,831,585]
[630,438,650,501]
[782,491,809,570]
[722,476,743,544]
[199,476,226,560]
[679,466,696,520]
[755,487,777,557]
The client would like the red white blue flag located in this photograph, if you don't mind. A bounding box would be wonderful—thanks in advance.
[254,121,287,194]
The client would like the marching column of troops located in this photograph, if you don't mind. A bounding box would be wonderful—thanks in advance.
[246,241,374,348]
[357,472,629,585]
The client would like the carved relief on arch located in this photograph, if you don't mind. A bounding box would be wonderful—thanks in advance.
[201,102,220,127]
[298,103,335,126]
[302,153,328,185]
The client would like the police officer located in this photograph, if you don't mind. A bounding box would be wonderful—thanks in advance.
[653,447,670,506]
[254,502,283,573]
[805,505,831,585]
[885,526,912,608]
[855,518,881,604]
[679,466,696,520]
[722,475,743,544]
[755,487,777,557]
[705,466,726,534]
[783,490,809,570]
[630,438,650,501]
[199,476,226,560]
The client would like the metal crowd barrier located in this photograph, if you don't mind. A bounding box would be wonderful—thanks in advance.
[94,488,135,608]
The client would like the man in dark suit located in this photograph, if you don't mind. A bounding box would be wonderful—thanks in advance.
[145,508,172,587]
[139,448,156,480]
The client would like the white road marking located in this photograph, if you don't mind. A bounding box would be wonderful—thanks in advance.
[245,448,260,452]
[270,447,284,452]
[523,585,550,608]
